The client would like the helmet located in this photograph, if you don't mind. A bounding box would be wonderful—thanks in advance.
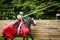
[19,11,23,15]
[17,15,23,19]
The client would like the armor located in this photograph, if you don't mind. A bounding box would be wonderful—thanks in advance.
[17,11,24,35]
[17,11,23,20]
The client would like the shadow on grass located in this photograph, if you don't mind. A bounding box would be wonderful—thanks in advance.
[0,36,46,40]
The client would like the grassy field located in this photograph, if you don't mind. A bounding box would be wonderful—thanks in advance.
[0,37,42,40]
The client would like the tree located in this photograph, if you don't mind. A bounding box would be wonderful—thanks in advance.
[0,0,60,20]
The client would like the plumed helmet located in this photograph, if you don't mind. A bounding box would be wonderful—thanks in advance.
[19,11,23,15]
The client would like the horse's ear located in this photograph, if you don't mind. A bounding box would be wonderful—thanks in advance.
[32,18,36,24]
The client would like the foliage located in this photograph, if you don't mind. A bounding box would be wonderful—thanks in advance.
[0,0,60,20]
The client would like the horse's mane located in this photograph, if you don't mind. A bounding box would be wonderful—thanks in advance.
[24,18,32,28]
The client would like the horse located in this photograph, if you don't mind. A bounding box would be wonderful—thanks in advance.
[23,18,36,40]
[2,18,36,40]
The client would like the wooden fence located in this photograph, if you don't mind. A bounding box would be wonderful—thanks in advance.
[0,20,60,40]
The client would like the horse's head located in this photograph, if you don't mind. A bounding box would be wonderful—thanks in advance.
[29,18,36,26]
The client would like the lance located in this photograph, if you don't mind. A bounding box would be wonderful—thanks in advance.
[23,4,55,17]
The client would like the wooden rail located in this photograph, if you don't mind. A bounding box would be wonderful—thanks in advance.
[0,20,60,40]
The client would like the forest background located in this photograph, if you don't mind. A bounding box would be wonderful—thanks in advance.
[0,0,60,20]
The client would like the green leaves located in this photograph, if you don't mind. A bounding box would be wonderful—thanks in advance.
[0,0,60,20]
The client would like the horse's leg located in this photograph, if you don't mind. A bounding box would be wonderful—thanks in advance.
[23,37,26,40]
[11,39,14,40]
[4,36,8,40]
[26,37,28,40]
[3,34,8,40]
[28,34,34,40]
[2,34,6,37]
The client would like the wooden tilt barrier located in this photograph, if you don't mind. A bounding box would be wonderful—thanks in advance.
[0,20,60,40]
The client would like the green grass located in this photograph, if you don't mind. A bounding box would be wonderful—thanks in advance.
[0,37,39,40]
[0,37,4,40]
[0,36,46,40]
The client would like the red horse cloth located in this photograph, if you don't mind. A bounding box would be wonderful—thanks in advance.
[2,24,17,39]
[21,23,29,37]
[2,23,29,39]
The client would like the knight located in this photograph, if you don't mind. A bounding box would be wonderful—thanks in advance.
[13,11,25,35]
